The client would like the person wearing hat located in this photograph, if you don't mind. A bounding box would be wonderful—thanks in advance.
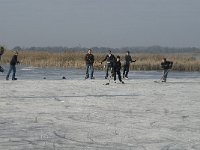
[123,51,136,79]
[6,51,20,80]
[85,49,95,79]
[0,46,5,72]
[101,50,116,79]
[113,55,124,84]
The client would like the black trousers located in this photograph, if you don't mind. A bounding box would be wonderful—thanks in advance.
[123,64,130,77]
[105,63,113,78]
[113,68,122,82]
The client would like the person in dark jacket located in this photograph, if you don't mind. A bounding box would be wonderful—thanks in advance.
[113,56,124,84]
[0,46,4,60]
[6,51,20,80]
[85,49,95,79]
[123,51,136,79]
[101,50,116,79]
[0,46,5,72]
[161,58,173,82]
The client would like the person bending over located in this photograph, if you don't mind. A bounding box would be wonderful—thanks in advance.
[161,58,173,82]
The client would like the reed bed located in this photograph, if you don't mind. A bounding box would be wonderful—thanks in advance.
[1,50,200,71]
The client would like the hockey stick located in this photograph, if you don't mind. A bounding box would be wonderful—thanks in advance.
[154,69,170,83]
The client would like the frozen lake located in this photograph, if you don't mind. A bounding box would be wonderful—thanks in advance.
[0,66,200,150]
[0,65,200,80]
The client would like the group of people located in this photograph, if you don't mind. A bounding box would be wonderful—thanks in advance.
[0,47,173,82]
[85,49,173,83]
[85,49,135,84]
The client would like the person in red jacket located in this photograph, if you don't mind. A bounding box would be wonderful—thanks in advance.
[6,51,20,80]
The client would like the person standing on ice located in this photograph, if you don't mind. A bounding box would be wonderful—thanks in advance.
[0,46,5,72]
[113,56,124,84]
[85,49,95,79]
[101,50,116,79]
[161,58,173,82]
[6,51,20,80]
[123,51,136,79]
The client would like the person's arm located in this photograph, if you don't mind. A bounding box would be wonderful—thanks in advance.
[91,54,94,64]
[161,62,165,69]
[119,62,121,70]
[169,61,173,69]
[101,55,108,63]
[85,54,88,62]
[112,55,116,62]
[132,59,136,62]
[85,54,91,64]
[130,56,136,62]
[15,56,20,64]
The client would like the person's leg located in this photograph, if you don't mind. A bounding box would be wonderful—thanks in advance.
[123,65,127,78]
[90,64,94,79]
[12,66,16,80]
[118,70,124,83]
[85,64,89,79]
[163,69,168,82]
[111,66,114,77]
[105,64,109,79]
[6,65,13,80]
[123,66,126,78]
[125,64,130,78]
[117,70,122,82]
[113,68,117,81]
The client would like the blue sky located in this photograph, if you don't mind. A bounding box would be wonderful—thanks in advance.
[0,0,200,48]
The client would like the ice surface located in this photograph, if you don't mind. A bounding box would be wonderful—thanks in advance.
[0,66,200,150]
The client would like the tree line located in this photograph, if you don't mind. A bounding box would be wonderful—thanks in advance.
[12,45,200,53]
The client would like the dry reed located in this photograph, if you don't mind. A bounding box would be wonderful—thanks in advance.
[1,50,200,71]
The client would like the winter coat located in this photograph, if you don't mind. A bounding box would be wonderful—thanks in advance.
[124,55,135,65]
[85,53,94,65]
[114,61,122,72]
[102,54,116,65]
[161,61,173,70]
[10,55,19,66]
